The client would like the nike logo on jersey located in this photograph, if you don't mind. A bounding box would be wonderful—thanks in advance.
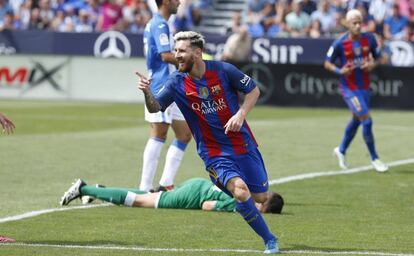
[185,91,197,96]
[262,180,268,187]
[158,24,165,28]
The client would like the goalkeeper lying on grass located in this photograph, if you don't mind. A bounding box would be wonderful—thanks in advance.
[60,177,283,214]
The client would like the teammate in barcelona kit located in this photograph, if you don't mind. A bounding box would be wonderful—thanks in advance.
[140,0,192,192]
[324,9,389,172]
[137,31,279,254]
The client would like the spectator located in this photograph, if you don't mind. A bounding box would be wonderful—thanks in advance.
[246,0,275,26]
[0,0,13,22]
[308,18,321,38]
[226,12,242,34]
[0,11,16,30]
[357,1,376,33]
[27,7,48,29]
[126,1,151,34]
[330,11,347,37]
[173,0,200,32]
[368,0,394,34]
[82,0,100,29]
[310,0,336,35]
[38,0,54,29]
[384,3,409,40]
[284,0,311,37]
[75,9,94,32]
[221,25,252,62]
[375,33,392,64]
[95,0,123,31]
[63,5,79,31]
[300,0,316,16]
[17,0,33,29]
[50,8,67,31]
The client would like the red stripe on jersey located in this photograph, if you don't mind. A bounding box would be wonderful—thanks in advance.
[244,121,258,147]
[204,70,247,155]
[184,75,221,157]
[360,37,370,90]
[343,39,357,91]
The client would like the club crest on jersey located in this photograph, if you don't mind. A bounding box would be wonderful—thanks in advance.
[199,87,209,99]
[353,47,361,56]
[211,85,221,95]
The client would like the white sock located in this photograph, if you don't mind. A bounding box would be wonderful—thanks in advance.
[124,192,137,207]
[159,144,185,187]
[139,138,164,191]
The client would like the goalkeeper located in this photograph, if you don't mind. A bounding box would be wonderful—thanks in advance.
[60,177,283,214]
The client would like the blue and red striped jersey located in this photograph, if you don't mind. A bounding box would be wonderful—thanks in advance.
[155,61,258,165]
[326,32,380,96]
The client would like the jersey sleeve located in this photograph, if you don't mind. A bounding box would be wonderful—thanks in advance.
[214,197,237,212]
[326,41,340,63]
[154,75,175,111]
[152,21,171,54]
[222,62,256,94]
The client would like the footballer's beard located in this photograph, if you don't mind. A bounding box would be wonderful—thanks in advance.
[178,59,194,73]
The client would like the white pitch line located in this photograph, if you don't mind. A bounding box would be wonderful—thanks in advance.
[269,158,414,185]
[0,243,413,256]
[1,158,413,224]
[0,204,110,224]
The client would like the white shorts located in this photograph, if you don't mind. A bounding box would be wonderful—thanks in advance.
[144,102,185,124]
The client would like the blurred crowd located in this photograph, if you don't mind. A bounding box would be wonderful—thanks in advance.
[241,0,414,42]
[0,0,413,43]
[0,0,204,33]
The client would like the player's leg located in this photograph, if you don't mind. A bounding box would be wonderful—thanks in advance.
[158,104,191,189]
[60,179,149,206]
[139,107,171,191]
[81,185,147,205]
[357,92,388,172]
[334,94,362,169]
[208,154,278,253]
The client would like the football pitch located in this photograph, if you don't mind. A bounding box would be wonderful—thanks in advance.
[0,100,413,256]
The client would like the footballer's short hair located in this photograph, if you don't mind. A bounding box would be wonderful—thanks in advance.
[262,192,284,214]
[346,9,363,22]
[174,31,205,50]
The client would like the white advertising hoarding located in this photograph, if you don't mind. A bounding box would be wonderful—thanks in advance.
[0,55,146,103]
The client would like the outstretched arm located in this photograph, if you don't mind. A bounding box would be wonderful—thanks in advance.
[135,72,162,113]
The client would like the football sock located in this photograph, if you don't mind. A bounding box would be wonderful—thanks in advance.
[362,118,378,160]
[236,197,275,243]
[139,137,165,191]
[159,139,187,187]
[81,186,147,205]
[339,118,360,153]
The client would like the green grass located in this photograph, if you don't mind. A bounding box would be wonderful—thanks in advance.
[0,100,413,255]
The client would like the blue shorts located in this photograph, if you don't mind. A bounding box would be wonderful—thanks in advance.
[206,148,269,197]
[343,90,370,117]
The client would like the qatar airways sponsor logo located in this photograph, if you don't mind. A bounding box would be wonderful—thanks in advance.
[191,98,228,114]
[284,72,403,98]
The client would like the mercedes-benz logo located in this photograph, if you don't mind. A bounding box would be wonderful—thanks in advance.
[241,63,274,104]
[94,31,131,58]
[389,40,414,67]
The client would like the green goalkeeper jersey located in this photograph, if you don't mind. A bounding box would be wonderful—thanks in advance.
[157,178,236,212]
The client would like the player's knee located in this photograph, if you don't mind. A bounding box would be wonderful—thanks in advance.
[176,133,192,143]
[229,179,250,202]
